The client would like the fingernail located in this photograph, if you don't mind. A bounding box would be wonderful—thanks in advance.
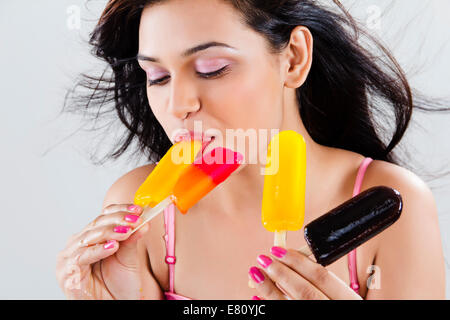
[271,246,287,258]
[114,226,131,233]
[257,255,273,268]
[252,295,261,300]
[124,214,140,223]
[127,205,142,213]
[248,266,265,284]
[104,240,116,250]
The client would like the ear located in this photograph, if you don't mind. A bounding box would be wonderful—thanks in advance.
[281,26,313,89]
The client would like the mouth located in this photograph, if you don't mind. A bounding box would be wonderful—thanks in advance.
[174,131,216,155]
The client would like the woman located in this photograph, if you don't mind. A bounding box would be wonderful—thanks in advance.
[56,0,446,299]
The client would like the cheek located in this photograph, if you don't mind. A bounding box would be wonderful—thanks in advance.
[202,69,283,165]
[146,89,168,123]
[146,91,172,133]
[206,70,283,131]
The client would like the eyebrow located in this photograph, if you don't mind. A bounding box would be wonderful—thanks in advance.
[136,41,236,63]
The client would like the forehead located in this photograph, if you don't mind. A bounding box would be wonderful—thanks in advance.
[138,0,260,57]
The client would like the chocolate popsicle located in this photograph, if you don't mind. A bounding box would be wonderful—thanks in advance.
[300,186,403,266]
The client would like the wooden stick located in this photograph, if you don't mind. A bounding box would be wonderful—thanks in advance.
[249,229,286,290]
[130,196,173,235]
[298,245,312,256]
[274,231,287,248]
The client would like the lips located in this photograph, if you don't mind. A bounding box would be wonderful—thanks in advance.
[174,131,215,154]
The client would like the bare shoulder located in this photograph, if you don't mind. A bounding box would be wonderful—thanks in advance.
[362,160,445,297]
[360,159,440,242]
[361,159,439,235]
[362,160,436,210]
[102,164,156,209]
[333,150,438,244]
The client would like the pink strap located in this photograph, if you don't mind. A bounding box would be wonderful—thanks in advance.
[163,203,176,293]
[348,157,373,294]
[164,291,192,300]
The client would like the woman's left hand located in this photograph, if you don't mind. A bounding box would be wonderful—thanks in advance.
[248,246,363,300]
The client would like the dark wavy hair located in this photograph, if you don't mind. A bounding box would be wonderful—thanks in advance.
[64,0,449,167]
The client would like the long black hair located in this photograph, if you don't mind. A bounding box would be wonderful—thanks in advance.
[63,0,449,167]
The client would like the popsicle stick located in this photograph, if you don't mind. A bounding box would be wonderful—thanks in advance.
[298,245,312,256]
[274,231,287,248]
[130,196,173,235]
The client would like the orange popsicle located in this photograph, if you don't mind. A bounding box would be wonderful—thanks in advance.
[132,147,243,234]
[134,139,202,208]
[173,147,243,213]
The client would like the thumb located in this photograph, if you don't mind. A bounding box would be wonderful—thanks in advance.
[114,222,150,267]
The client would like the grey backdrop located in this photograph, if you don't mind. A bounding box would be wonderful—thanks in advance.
[1,0,449,299]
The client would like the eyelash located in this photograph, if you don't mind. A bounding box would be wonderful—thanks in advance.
[147,65,230,87]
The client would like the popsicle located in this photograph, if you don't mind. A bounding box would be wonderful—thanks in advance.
[173,147,243,213]
[134,139,203,208]
[299,186,403,266]
[261,130,307,247]
[131,147,243,234]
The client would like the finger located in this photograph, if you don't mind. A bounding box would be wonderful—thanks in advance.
[118,220,150,246]
[65,223,135,256]
[75,240,120,266]
[58,239,120,293]
[102,204,143,215]
[269,246,362,300]
[248,278,291,298]
[256,254,328,300]
[73,207,143,250]
[248,266,287,300]
[85,211,143,232]
[114,222,150,266]
[82,224,135,246]
[87,204,143,230]
[64,205,143,251]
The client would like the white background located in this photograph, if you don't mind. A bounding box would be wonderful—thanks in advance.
[0,0,449,299]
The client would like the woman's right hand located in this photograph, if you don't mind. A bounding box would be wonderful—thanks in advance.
[56,204,149,299]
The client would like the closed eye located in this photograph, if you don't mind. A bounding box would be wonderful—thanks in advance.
[147,65,230,87]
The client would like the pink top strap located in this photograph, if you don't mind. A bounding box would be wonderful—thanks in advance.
[348,157,373,295]
[163,203,176,293]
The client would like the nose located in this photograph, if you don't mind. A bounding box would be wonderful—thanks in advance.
[167,76,200,119]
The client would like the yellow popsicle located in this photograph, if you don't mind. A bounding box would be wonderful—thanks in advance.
[134,139,202,208]
[261,130,306,247]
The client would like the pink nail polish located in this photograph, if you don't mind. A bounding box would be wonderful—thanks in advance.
[104,240,116,250]
[252,296,261,300]
[114,226,131,233]
[249,267,265,284]
[257,255,273,268]
[271,246,287,258]
[127,205,141,213]
[124,214,140,223]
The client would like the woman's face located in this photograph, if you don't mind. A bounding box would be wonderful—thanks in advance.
[138,0,286,163]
